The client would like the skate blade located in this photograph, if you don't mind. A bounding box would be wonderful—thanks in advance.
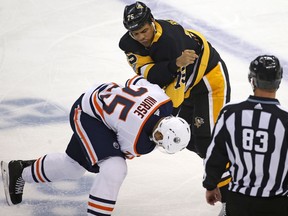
[1,161,13,206]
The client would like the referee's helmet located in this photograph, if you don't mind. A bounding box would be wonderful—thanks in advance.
[249,55,283,90]
[123,1,153,31]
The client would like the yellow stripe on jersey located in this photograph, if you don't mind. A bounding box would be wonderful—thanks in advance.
[217,177,232,188]
[184,29,210,99]
[164,68,186,108]
[204,62,227,123]
[126,52,154,77]
[141,63,154,78]
[152,21,162,43]
[165,30,211,108]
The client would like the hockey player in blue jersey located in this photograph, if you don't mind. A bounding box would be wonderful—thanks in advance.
[1,75,190,216]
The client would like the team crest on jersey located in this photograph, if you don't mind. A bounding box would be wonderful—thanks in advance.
[194,117,204,128]
[113,142,120,149]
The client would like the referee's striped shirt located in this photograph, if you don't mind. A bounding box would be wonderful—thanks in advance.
[203,95,288,197]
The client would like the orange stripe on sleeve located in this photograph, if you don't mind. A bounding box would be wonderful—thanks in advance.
[127,75,140,86]
[92,92,104,119]
[88,201,114,212]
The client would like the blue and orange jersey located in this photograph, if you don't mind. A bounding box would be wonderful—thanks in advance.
[81,76,173,157]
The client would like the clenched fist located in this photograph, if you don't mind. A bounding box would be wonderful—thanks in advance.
[176,49,199,67]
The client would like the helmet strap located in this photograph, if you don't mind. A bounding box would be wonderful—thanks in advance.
[151,21,157,34]
[129,31,136,40]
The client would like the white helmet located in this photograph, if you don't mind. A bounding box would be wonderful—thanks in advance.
[152,116,191,154]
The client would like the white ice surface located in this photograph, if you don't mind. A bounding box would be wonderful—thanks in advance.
[0,0,287,215]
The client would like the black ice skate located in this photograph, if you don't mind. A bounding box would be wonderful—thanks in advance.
[1,160,35,205]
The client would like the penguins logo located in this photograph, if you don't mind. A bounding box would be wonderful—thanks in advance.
[194,117,204,128]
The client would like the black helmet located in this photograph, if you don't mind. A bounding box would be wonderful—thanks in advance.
[123,1,153,31]
[248,55,283,89]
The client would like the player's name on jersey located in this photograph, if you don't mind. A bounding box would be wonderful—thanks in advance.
[133,96,158,119]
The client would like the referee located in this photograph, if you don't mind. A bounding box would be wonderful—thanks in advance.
[203,55,288,216]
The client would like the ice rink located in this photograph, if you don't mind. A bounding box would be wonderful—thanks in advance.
[0,0,287,215]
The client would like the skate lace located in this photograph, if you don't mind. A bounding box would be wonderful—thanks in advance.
[15,177,25,194]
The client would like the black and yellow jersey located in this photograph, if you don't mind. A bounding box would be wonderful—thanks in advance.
[119,19,221,108]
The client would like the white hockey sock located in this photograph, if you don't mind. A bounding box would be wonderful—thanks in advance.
[22,153,86,183]
[87,156,127,216]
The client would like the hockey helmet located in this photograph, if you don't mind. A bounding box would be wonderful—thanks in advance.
[248,55,283,90]
[123,1,153,31]
[152,116,191,154]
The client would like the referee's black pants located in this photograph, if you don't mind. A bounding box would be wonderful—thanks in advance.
[226,191,288,216]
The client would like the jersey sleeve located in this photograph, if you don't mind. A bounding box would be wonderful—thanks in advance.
[203,109,229,190]
[119,29,179,88]
[124,52,177,88]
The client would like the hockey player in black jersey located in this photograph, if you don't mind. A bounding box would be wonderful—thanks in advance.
[119,1,231,210]
[203,55,288,216]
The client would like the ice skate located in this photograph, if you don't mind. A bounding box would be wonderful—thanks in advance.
[1,160,35,205]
